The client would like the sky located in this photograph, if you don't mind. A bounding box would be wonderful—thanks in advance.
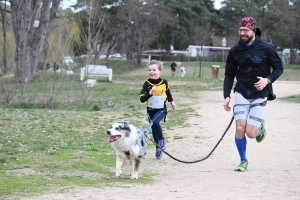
[60,0,223,10]
[214,0,223,10]
[60,0,77,10]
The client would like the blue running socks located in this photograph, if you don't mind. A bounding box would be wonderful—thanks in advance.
[235,137,247,161]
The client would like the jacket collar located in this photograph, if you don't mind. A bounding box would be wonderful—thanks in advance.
[146,78,163,85]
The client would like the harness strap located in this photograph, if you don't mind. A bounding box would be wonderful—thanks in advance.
[234,100,267,111]
[145,111,164,135]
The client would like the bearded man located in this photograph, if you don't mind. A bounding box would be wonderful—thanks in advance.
[222,17,283,172]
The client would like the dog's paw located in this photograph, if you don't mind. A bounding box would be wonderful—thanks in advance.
[130,175,138,180]
[116,172,122,177]
[116,168,122,177]
[130,171,139,179]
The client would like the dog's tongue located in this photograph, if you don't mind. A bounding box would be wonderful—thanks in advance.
[105,135,121,144]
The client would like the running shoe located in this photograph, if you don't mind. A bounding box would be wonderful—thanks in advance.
[159,138,166,150]
[234,160,248,172]
[256,119,266,143]
[155,149,162,159]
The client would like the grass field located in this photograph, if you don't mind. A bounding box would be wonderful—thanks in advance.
[0,60,299,199]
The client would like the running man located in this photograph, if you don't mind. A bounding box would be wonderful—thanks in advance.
[223,17,283,172]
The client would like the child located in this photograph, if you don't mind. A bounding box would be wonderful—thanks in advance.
[140,60,176,159]
[170,61,177,76]
[180,65,186,77]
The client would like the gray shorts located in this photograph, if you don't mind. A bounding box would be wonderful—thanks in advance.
[234,92,267,127]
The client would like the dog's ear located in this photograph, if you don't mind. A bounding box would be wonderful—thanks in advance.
[118,122,128,128]
[118,122,131,136]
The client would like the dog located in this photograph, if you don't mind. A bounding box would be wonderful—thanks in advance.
[106,122,147,179]
[180,66,186,77]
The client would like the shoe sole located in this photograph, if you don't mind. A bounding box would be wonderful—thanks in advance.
[156,150,162,159]
[234,167,247,172]
[160,146,166,150]
[256,120,266,143]
[256,132,266,143]
[234,161,248,172]
[159,139,166,150]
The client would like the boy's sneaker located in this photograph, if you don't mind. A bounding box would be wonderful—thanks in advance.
[234,160,248,172]
[155,149,162,159]
[256,119,266,143]
[159,138,166,150]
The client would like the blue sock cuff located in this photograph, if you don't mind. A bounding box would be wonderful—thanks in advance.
[235,137,247,161]
[235,136,246,142]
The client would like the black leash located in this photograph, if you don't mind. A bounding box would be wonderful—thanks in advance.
[145,101,267,164]
[146,115,234,164]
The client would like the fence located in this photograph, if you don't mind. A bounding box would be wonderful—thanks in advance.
[143,49,300,65]
[143,50,230,63]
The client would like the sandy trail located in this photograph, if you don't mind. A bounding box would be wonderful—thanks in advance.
[24,81,300,200]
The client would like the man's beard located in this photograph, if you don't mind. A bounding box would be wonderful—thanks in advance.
[239,34,254,45]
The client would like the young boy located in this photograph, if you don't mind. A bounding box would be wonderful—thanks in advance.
[140,60,176,159]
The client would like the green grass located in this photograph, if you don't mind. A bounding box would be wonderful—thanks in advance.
[0,60,299,199]
[278,64,300,81]
[0,109,155,199]
[0,60,227,111]
[280,94,300,104]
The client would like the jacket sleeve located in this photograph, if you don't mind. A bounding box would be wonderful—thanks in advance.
[165,80,174,102]
[140,82,152,103]
[266,45,284,83]
[223,48,238,99]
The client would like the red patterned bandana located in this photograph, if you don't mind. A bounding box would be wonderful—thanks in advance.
[239,17,256,32]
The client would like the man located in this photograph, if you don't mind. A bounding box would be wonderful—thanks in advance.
[223,17,283,172]
[170,61,177,76]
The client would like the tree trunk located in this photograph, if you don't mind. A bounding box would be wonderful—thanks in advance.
[10,0,59,83]
[0,2,8,75]
[136,44,142,67]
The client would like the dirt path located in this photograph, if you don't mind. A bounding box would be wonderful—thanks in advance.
[25,81,300,200]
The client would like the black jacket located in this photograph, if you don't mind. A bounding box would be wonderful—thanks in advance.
[223,36,283,100]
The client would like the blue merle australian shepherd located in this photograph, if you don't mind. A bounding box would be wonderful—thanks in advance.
[106,122,147,179]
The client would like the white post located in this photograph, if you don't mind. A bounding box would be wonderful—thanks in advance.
[222,37,227,63]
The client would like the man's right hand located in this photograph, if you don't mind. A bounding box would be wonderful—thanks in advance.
[223,97,231,111]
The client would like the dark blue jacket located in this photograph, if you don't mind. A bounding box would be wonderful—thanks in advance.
[223,36,283,100]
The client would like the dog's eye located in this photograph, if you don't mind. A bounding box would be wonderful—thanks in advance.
[115,127,120,130]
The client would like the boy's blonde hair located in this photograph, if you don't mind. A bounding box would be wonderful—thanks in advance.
[147,60,163,71]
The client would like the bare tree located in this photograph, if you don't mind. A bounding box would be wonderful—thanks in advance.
[10,0,60,83]
[266,0,300,50]
[0,0,10,75]
[45,9,79,67]
[190,23,212,46]
[74,4,116,104]
[119,0,176,66]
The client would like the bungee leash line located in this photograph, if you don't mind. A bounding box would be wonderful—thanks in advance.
[145,101,267,164]
[146,115,234,164]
